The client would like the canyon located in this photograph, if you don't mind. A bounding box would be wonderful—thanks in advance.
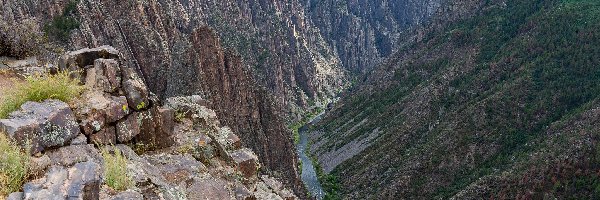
[2,0,598,199]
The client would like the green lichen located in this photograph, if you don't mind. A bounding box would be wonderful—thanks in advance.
[136,102,146,110]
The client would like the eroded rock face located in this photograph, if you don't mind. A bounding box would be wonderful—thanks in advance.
[0,100,79,154]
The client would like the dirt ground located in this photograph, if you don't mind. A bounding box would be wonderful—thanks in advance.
[0,71,21,102]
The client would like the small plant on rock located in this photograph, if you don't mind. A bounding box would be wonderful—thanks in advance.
[0,132,29,197]
[101,146,133,191]
[0,71,84,118]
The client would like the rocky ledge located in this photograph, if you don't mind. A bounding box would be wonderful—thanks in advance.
[0,46,297,200]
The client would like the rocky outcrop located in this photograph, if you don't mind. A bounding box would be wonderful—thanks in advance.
[0,100,80,155]
[2,46,298,199]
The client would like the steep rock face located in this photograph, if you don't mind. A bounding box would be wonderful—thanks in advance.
[167,27,304,193]
[304,0,444,73]
[1,0,309,192]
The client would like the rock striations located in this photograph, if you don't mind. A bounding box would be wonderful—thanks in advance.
[0,46,298,200]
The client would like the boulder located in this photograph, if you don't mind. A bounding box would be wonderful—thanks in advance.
[122,68,149,111]
[74,92,129,135]
[216,127,241,151]
[59,45,120,71]
[0,100,80,154]
[165,96,218,128]
[134,107,175,149]
[230,149,260,181]
[85,59,121,93]
[115,114,140,143]
[107,191,143,200]
[46,145,102,167]
[89,126,116,145]
[23,161,101,200]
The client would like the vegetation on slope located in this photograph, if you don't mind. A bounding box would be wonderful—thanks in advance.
[0,133,29,197]
[314,0,600,198]
[0,72,84,118]
[101,147,133,191]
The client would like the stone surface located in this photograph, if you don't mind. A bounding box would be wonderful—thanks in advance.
[186,178,232,200]
[230,149,259,180]
[28,155,51,177]
[134,107,175,149]
[23,161,101,200]
[85,58,121,93]
[89,126,116,145]
[59,45,120,71]
[46,145,101,167]
[108,190,143,200]
[0,100,80,154]
[6,192,24,200]
[74,92,129,135]
[70,134,87,145]
[115,114,140,143]
[142,154,206,185]
[122,68,149,111]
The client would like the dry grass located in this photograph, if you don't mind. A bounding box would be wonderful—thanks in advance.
[0,133,29,197]
[0,71,84,118]
[101,146,133,191]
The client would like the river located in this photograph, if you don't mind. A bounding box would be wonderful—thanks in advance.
[296,112,325,199]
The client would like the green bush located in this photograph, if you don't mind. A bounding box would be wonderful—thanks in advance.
[101,147,133,191]
[0,72,84,118]
[44,1,80,43]
[0,133,29,197]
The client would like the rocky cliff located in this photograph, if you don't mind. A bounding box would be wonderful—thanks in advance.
[0,46,298,199]
[2,0,313,193]
[303,0,443,73]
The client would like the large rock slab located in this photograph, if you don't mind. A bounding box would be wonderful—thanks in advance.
[46,144,102,167]
[89,126,116,145]
[59,45,120,71]
[23,161,101,200]
[142,154,206,185]
[0,100,80,154]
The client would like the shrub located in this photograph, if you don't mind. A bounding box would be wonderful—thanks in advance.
[0,71,84,118]
[0,133,29,197]
[44,1,80,43]
[101,146,133,191]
